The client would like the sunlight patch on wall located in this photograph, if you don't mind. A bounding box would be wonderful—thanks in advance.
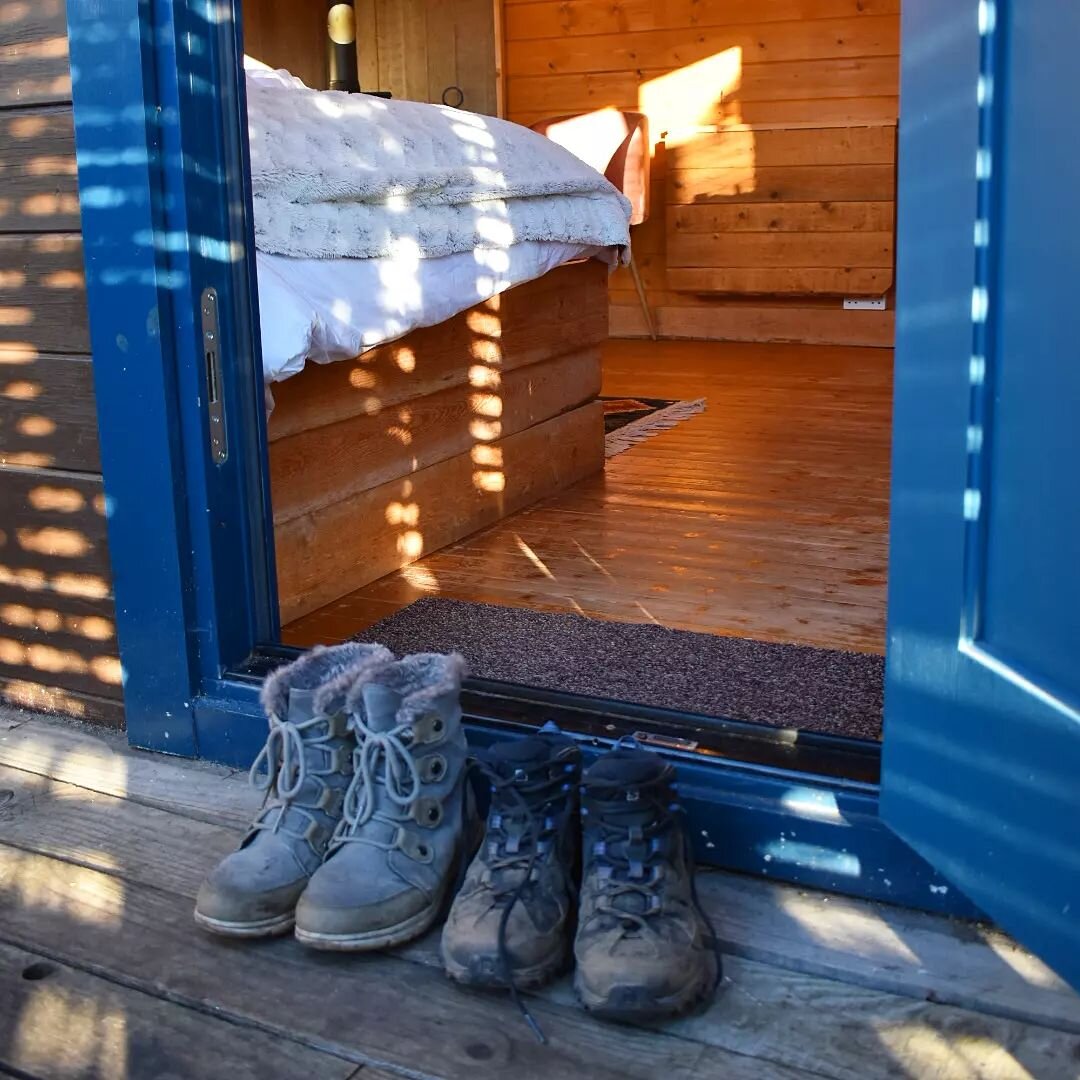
[638,48,743,148]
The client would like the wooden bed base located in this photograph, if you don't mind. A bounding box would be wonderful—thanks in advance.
[268,260,609,623]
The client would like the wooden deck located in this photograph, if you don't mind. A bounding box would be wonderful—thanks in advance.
[2,708,1079,1079]
[285,339,891,656]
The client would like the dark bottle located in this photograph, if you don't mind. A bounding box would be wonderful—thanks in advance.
[327,1,360,93]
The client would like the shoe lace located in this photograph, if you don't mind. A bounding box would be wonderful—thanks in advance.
[472,750,576,1045]
[331,713,420,848]
[248,711,333,840]
[582,775,676,946]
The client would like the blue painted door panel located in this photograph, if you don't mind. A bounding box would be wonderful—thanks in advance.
[885,0,1080,987]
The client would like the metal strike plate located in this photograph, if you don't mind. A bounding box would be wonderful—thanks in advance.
[632,731,700,752]
[200,287,228,464]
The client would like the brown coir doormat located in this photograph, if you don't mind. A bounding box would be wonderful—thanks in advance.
[356,597,884,740]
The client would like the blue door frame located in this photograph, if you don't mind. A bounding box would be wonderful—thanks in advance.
[68,0,978,917]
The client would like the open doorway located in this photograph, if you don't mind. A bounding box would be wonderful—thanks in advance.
[241,0,898,745]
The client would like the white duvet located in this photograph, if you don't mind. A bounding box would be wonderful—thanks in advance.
[257,241,612,384]
[246,59,628,387]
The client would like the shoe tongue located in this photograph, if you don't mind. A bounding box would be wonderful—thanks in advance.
[360,682,403,732]
[492,735,557,767]
[285,687,317,726]
[584,748,665,787]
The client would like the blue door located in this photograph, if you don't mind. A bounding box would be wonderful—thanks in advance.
[885,0,1080,987]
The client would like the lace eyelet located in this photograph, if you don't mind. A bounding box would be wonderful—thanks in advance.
[417,844,430,858]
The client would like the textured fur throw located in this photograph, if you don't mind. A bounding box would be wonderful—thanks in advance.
[245,64,632,261]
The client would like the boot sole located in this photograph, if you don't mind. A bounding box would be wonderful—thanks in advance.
[294,895,443,952]
[574,948,720,1023]
[193,910,296,939]
[443,944,567,992]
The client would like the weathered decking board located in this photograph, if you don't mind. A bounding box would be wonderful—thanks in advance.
[1,709,1079,1080]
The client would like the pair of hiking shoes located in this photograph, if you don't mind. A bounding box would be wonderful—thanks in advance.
[194,642,718,1022]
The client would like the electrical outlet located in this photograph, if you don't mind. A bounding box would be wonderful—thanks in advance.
[843,297,887,310]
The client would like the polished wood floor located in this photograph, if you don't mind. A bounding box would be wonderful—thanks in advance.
[284,339,891,654]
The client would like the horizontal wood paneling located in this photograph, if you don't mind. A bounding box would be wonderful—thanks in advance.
[0,106,80,232]
[276,399,605,621]
[271,347,601,524]
[504,0,900,39]
[0,0,71,109]
[268,259,608,439]
[504,0,900,342]
[0,233,89,354]
[0,466,121,703]
[505,15,899,77]
[0,353,100,471]
[665,124,895,295]
[0,0,119,724]
[670,201,895,234]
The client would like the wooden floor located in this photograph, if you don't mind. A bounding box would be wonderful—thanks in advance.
[2,707,1079,1079]
[284,339,891,655]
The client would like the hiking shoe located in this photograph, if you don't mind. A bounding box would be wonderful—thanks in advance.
[295,653,476,950]
[441,725,581,990]
[194,643,392,938]
[573,743,719,1020]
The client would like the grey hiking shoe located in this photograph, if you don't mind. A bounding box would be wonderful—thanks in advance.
[441,725,581,991]
[573,744,719,1020]
[294,653,476,951]
[194,643,392,938]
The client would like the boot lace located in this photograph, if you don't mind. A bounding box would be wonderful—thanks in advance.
[331,713,420,848]
[248,711,334,840]
[472,750,576,1044]
[581,774,677,946]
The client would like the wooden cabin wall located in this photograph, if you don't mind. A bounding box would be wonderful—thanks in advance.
[355,0,500,116]
[502,0,900,346]
[0,1,124,726]
[242,0,332,89]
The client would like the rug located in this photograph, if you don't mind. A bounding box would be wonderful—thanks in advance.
[357,597,884,740]
[600,396,706,458]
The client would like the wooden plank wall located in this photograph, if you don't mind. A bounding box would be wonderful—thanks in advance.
[355,0,499,116]
[0,0,124,726]
[503,0,900,345]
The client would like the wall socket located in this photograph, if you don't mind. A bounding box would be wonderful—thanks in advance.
[843,297,887,310]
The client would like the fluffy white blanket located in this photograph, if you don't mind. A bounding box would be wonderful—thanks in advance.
[245,64,632,261]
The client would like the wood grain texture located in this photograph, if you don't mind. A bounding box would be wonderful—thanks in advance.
[356,0,498,114]
[0,939,358,1080]
[0,466,120,702]
[271,347,601,524]
[0,353,100,471]
[0,0,72,108]
[1,718,1078,1080]
[276,399,605,622]
[241,0,329,89]
[0,106,79,232]
[0,233,89,355]
[286,338,891,654]
[267,259,608,440]
[0,844,801,1080]
[503,0,900,340]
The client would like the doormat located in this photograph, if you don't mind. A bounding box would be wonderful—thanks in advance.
[601,396,706,458]
[356,597,884,740]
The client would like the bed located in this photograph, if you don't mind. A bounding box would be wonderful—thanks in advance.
[245,62,633,622]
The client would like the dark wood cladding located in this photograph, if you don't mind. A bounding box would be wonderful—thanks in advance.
[0,107,81,232]
[1,2,121,723]
[0,0,72,109]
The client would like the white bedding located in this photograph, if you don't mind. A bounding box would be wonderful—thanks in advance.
[258,241,612,385]
[246,58,626,389]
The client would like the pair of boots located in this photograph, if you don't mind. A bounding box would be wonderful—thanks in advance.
[194,643,473,950]
[442,726,719,1022]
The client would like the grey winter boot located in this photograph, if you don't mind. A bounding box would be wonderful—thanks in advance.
[442,725,580,991]
[294,653,476,951]
[573,743,719,1020]
[194,642,392,938]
